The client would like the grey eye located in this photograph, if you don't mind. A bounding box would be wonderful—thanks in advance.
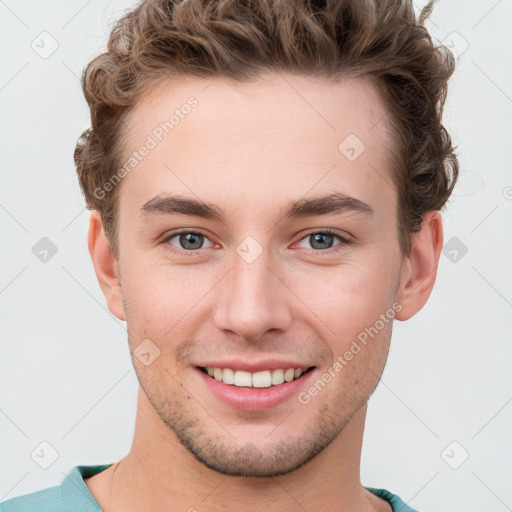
[308,233,335,250]
[296,231,345,251]
[168,232,213,251]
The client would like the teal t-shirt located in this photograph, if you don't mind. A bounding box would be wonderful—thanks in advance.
[0,464,421,511]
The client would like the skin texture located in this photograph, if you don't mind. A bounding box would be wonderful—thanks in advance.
[85,73,443,512]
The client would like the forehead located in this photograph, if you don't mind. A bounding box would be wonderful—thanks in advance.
[117,73,395,219]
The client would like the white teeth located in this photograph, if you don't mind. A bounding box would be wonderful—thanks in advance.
[271,369,284,385]
[203,366,310,387]
[284,368,295,382]
[234,370,252,387]
[222,367,235,385]
[252,370,272,388]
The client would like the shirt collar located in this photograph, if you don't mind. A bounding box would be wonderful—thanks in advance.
[61,464,113,511]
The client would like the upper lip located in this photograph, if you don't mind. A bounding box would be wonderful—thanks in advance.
[196,359,315,373]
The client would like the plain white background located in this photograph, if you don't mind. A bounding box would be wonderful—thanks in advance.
[0,1,511,510]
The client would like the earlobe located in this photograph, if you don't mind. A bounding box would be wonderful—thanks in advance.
[395,210,444,321]
[87,210,126,321]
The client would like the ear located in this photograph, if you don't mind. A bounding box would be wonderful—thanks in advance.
[395,210,443,321]
[88,210,126,321]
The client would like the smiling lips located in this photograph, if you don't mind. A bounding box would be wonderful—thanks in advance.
[195,358,317,410]
[199,366,314,388]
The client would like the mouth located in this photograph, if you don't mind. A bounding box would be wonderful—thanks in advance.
[194,359,318,410]
[197,365,316,388]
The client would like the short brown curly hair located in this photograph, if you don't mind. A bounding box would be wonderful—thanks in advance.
[74,0,459,258]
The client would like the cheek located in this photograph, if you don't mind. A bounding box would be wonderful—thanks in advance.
[121,262,217,347]
[122,258,195,311]
[293,257,398,330]
[287,256,398,387]
[319,317,392,405]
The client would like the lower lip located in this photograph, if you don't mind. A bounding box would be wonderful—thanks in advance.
[195,367,316,411]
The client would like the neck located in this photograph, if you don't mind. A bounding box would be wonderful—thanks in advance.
[93,387,384,512]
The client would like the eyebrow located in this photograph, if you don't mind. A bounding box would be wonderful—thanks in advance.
[139,192,374,222]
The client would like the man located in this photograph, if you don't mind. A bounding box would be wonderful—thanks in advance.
[0,0,458,510]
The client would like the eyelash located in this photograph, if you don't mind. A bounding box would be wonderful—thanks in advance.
[160,228,350,257]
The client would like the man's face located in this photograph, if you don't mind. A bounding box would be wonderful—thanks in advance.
[114,73,405,477]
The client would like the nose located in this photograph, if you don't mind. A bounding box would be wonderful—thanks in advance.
[212,247,293,342]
